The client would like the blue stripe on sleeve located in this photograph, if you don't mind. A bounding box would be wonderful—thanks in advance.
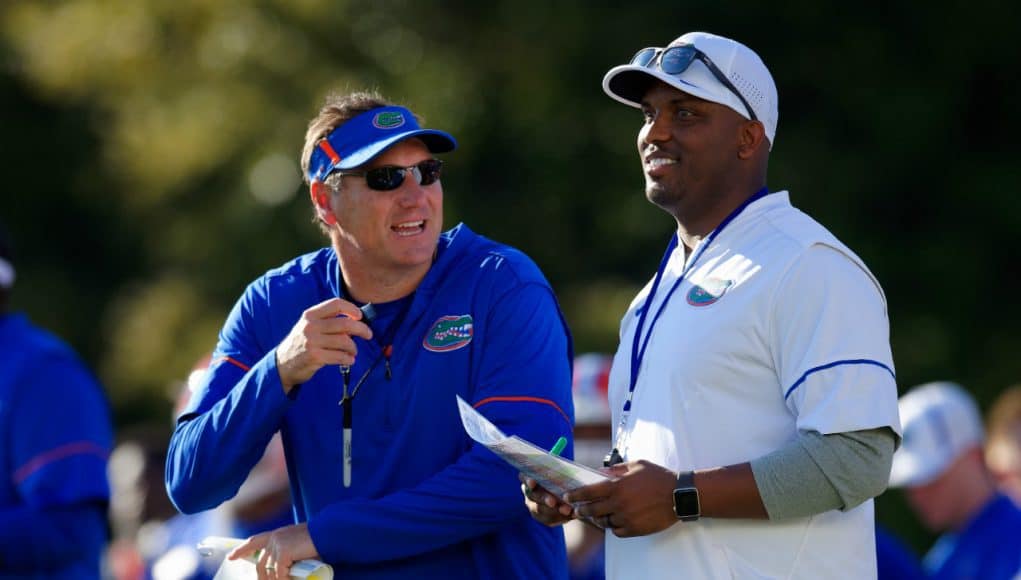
[784,359,896,400]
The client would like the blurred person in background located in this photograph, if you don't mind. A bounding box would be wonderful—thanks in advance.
[105,426,178,580]
[165,91,573,579]
[0,223,114,578]
[145,434,291,580]
[986,385,1021,505]
[108,357,294,580]
[523,31,901,579]
[890,381,1021,579]
[564,353,613,580]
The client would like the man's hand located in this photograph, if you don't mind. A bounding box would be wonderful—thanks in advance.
[520,474,573,527]
[275,298,373,393]
[564,460,679,537]
[228,523,318,580]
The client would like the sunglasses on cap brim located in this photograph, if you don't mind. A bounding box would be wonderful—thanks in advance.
[630,45,757,122]
[336,159,443,192]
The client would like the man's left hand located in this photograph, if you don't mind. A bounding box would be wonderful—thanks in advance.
[520,473,574,526]
[565,460,679,537]
[228,523,318,580]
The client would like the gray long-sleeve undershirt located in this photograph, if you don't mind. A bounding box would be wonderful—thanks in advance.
[749,427,897,519]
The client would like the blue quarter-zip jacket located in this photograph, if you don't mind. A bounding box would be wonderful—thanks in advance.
[166,224,574,579]
[0,313,112,579]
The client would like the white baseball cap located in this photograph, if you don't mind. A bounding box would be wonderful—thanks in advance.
[0,257,14,290]
[889,382,986,488]
[602,31,779,148]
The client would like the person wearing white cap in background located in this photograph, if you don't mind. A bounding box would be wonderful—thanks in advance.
[522,31,902,579]
[985,385,1021,506]
[890,381,1021,579]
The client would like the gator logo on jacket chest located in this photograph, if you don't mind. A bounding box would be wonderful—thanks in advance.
[686,278,734,307]
[423,315,474,352]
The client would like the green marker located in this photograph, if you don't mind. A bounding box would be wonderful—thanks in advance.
[550,436,568,457]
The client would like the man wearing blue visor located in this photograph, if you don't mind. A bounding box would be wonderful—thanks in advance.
[166,92,574,579]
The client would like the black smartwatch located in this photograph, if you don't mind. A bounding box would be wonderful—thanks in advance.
[673,470,701,521]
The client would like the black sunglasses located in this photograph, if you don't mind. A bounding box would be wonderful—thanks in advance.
[631,45,757,122]
[337,159,443,192]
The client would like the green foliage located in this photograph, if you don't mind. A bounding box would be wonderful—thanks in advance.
[2,0,1020,552]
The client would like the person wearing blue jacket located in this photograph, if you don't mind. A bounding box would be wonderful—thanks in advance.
[891,382,1021,580]
[165,91,574,579]
[0,225,113,579]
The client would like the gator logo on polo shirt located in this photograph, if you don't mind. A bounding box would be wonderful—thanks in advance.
[423,315,474,352]
[372,111,406,129]
[687,278,734,307]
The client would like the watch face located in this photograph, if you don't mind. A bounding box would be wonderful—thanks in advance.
[674,488,700,518]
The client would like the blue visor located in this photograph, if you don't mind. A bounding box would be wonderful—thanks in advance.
[307,105,457,183]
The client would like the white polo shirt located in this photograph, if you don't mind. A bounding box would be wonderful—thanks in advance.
[605,191,901,580]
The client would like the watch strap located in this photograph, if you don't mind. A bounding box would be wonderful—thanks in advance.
[676,470,695,490]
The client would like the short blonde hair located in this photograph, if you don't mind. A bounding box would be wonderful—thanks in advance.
[300,91,395,187]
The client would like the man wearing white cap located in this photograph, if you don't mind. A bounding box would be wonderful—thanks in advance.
[523,32,902,578]
[166,91,574,578]
[891,382,1021,579]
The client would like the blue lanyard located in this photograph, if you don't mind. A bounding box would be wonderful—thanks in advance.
[624,187,769,412]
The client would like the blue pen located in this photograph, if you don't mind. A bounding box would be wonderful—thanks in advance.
[550,436,567,457]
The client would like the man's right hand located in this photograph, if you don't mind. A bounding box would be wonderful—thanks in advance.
[520,474,574,527]
[275,298,373,393]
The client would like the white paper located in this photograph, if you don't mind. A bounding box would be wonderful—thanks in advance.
[197,537,333,580]
[456,396,609,496]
